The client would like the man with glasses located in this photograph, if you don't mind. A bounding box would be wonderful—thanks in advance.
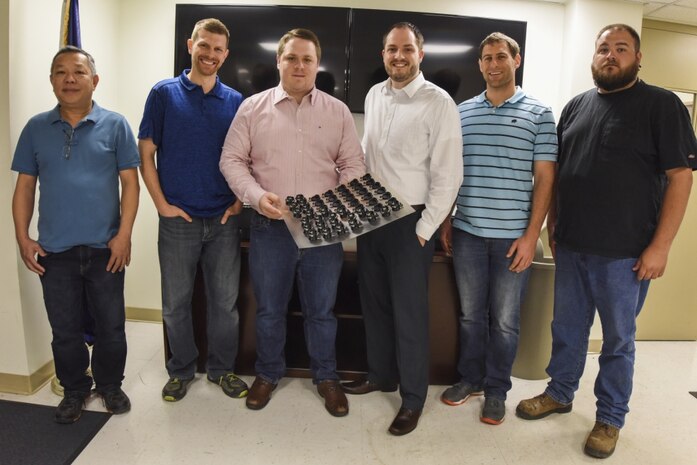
[12,46,140,423]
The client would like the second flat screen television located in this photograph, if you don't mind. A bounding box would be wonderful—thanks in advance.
[174,5,527,112]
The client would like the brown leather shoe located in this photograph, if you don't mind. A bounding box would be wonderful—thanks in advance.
[516,392,572,420]
[317,380,349,417]
[341,377,397,395]
[245,377,276,410]
[388,408,422,436]
[584,421,620,458]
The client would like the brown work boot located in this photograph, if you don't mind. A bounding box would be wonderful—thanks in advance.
[584,421,620,459]
[516,392,572,420]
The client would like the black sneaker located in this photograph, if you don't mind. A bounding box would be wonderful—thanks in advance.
[100,388,131,414]
[208,373,249,398]
[55,391,87,424]
[162,377,194,402]
[481,397,506,425]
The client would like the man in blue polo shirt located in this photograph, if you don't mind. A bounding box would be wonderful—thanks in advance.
[439,32,557,425]
[138,18,248,402]
[12,46,140,424]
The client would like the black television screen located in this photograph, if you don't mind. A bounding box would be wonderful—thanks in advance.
[348,9,527,112]
[174,5,527,112]
[174,5,351,100]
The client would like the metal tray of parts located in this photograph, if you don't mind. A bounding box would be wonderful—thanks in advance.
[283,173,414,249]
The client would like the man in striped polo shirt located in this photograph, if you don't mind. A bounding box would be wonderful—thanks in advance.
[439,32,557,425]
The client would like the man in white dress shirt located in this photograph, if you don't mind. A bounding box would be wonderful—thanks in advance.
[341,22,463,436]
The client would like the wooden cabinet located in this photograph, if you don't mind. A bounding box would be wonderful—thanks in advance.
[165,244,461,385]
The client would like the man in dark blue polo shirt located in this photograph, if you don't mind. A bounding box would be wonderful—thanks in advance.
[138,18,247,402]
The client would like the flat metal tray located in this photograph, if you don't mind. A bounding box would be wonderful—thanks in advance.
[283,174,414,249]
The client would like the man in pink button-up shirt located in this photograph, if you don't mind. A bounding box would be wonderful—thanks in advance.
[220,28,365,417]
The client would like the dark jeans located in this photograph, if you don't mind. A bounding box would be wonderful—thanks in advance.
[357,210,435,410]
[451,229,531,400]
[39,246,127,395]
[158,214,242,380]
[545,245,650,429]
[249,213,343,384]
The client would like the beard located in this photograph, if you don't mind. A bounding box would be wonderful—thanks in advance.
[591,60,640,92]
[385,62,419,85]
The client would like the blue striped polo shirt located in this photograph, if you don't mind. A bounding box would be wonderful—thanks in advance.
[453,87,558,239]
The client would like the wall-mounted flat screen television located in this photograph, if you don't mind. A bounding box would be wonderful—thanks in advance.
[174,5,527,112]
[347,9,527,112]
[174,5,351,100]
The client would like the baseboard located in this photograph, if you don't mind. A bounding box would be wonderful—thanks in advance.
[0,309,159,395]
[588,339,602,354]
[126,306,162,323]
[0,359,54,395]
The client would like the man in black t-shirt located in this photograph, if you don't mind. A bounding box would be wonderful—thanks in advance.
[516,24,696,459]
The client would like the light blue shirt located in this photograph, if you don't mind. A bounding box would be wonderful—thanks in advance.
[453,87,558,239]
[12,102,140,252]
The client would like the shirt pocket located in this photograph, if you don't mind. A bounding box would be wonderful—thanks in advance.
[600,119,637,151]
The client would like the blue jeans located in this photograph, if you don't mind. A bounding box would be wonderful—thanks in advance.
[451,229,530,400]
[158,214,241,379]
[545,245,649,429]
[38,246,127,395]
[249,213,342,384]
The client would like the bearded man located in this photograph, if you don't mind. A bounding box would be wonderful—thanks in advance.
[516,24,696,459]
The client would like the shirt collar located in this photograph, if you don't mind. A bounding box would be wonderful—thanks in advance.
[273,84,318,106]
[381,72,426,98]
[50,101,103,125]
[178,69,225,99]
[476,86,525,107]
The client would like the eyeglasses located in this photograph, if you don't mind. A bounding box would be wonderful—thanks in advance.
[63,128,74,160]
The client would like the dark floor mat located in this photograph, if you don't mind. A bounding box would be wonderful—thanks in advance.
[0,399,111,465]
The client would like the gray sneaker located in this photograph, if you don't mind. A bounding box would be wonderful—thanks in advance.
[162,377,194,402]
[441,381,484,406]
[207,373,249,399]
[481,397,506,425]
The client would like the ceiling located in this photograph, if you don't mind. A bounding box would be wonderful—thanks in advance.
[536,0,697,26]
[627,0,697,26]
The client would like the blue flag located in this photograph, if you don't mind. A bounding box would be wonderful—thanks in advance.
[60,0,81,48]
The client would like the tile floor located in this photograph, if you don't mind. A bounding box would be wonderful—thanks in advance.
[2,321,696,465]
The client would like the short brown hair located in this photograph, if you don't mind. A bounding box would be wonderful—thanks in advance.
[596,23,641,52]
[191,18,230,47]
[383,22,424,50]
[479,32,520,58]
[277,28,322,62]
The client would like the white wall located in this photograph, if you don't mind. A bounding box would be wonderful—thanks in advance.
[0,0,60,377]
[0,0,33,376]
[559,0,643,103]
